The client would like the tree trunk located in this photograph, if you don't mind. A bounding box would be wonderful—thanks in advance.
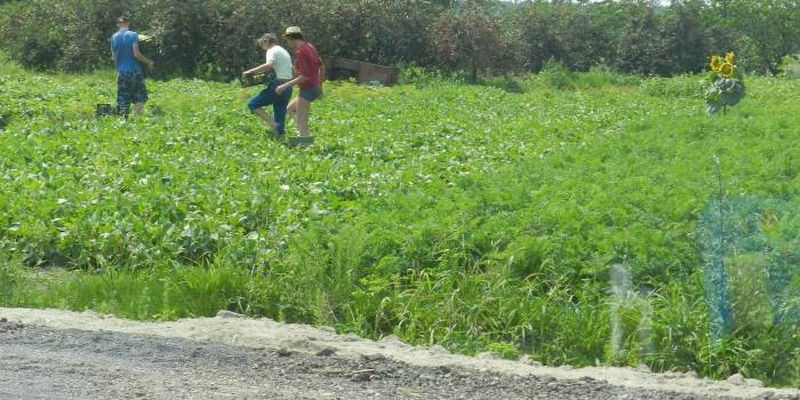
[471,60,478,83]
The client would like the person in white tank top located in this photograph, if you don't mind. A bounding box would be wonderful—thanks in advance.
[242,33,294,137]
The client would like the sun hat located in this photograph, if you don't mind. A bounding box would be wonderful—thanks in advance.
[285,26,303,36]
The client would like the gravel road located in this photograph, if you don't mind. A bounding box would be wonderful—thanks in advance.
[0,311,797,400]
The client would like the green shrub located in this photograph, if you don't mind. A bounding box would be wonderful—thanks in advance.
[538,59,577,90]
[575,66,643,89]
[640,75,706,98]
[778,55,800,79]
[398,65,445,87]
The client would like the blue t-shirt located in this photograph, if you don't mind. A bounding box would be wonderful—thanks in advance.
[110,29,142,73]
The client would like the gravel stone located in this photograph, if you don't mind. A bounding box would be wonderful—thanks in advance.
[0,324,745,400]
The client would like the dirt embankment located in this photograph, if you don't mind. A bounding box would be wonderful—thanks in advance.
[1,308,797,400]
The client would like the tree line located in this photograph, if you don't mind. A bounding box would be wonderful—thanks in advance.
[0,0,798,80]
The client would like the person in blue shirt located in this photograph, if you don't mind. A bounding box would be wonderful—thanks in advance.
[110,16,154,117]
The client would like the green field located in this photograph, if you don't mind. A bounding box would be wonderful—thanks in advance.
[3,56,800,386]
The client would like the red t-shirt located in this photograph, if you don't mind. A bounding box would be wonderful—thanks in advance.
[295,42,322,89]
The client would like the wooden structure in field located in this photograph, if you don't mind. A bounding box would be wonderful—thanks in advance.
[323,57,399,86]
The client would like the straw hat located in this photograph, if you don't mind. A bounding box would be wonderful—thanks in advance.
[285,26,303,36]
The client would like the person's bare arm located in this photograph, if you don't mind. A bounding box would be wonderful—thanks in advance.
[282,75,308,88]
[276,75,308,95]
[132,43,154,69]
[243,61,274,78]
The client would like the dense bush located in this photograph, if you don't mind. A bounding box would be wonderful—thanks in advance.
[0,0,440,79]
[0,0,798,80]
[511,1,710,76]
[512,2,622,73]
[432,3,508,82]
[193,0,438,79]
[707,0,800,75]
[653,1,709,75]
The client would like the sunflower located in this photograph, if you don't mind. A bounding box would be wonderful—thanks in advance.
[710,56,723,72]
[725,51,735,64]
[719,62,734,78]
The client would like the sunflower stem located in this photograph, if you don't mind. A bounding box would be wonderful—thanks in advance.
[711,146,732,339]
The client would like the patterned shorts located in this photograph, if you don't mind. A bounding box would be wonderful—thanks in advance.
[117,71,148,109]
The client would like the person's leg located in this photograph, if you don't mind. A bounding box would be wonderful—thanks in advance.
[130,73,149,118]
[272,87,292,135]
[294,87,322,137]
[286,98,298,123]
[248,87,278,131]
[253,108,278,130]
[296,97,311,137]
[117,73,132,116]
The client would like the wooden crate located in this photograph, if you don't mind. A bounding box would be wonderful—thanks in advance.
[323,57,399,86]
[240,71,277,88]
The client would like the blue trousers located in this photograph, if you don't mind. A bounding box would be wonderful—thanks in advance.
[247,80,292,135]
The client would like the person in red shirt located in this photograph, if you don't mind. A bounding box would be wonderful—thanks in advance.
[276,26,324,138]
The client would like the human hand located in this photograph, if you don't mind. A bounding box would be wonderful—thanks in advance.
[276,85,287,95]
